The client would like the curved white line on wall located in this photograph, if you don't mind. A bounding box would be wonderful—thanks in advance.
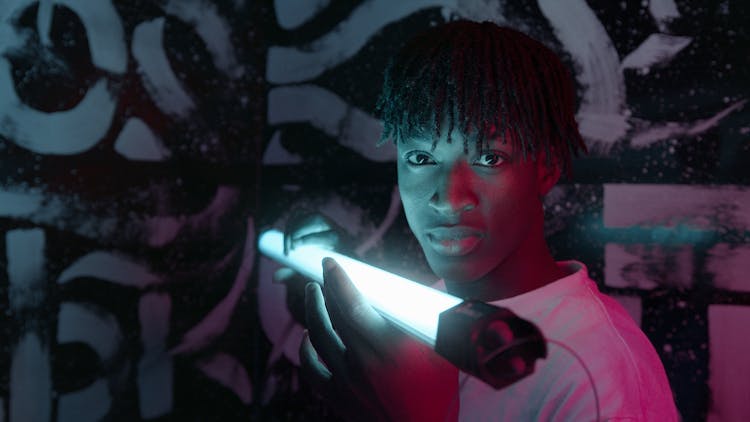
[274,0,331,30]
[0,59,117,154]
[114,117,172,161]
[537,0,629,145]
[57,302,122,369]
[132,18,196,118]
[54,0,127,73]
[262,130,303,165]
[268,84,392,161]
[165,0,244,78]
[630,100,747,148]
[266,0,458,84]
[620,33,692,71]
[196,353,252,404]
[58,251,163,287]
[170,219,254,354]
[37,0,53,46]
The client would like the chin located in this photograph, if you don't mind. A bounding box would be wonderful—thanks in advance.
[428,257,488,284]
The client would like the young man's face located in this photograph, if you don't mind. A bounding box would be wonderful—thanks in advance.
[396,127,556,286]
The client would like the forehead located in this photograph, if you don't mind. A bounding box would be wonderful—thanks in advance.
[397,128,516,155]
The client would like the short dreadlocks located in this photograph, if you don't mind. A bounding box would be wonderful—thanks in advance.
[376,20,587,175]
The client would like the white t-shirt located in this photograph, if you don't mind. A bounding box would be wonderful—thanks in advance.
[449,261,679,421]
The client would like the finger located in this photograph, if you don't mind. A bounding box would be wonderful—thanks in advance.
[299,331,333,392]
[304,282,348,377]
[321,258,391,355]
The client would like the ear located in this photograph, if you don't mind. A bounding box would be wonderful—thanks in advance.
[535,153,561,197]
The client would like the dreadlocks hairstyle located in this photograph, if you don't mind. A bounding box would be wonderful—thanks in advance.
[376,20,587,175]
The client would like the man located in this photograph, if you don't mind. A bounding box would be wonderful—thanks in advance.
[294,21,678,421]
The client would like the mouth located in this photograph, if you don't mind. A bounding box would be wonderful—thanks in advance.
[425,226,483,257]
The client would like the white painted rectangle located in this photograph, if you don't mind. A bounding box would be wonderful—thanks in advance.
[706,244,750,293]
[707,305,750,422]
[604,243,694,289]
[603,184,750,229]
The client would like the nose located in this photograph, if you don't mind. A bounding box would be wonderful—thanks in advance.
[429,160,478,216]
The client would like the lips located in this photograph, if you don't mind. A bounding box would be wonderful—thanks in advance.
[424,226,483,256]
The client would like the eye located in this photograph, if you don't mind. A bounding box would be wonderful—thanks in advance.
[474,151,506,167]
[404,151,436,166]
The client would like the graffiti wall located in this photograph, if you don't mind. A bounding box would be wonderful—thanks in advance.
[1,0,748,421]
[0,0,265,420]
[259,1,749,421]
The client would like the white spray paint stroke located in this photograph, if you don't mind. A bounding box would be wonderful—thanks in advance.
[603,184,750,229]
[262,130,303,165]
[649,0,680,32]
[57,380,110,422]
[267,0,462,84]
[268,85,392,161]
[37,0,53,46]
[604,243,694,289]
[274,0,330,30]
[10,334,51,422]
[132,18,196,118]
[196,353,252,404]
[138,293,173,419]
[114,118,171,161]
[707,305,750,422]
[58,302,122,363]
[144,185,240,247]
[56,302,119,422]
[0,190,43,216]
[7,229,45,309]
[58,251,162,287]
[171,219,254,354]
[620,33,692,71]
[706,244,750,293]
[165,0,244,78]
[0,60,117,154]
[537,0,629,145]
[630,100,746,148]
[54,0,127,73]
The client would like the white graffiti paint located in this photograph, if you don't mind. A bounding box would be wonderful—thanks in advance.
[603,184,750,230]
[6,229,50,422]
[620,33,692,72]
[630,100,747,148]
[172,219,254,355]
[0,60,117,154]
[538,0,628,145]
[604,243,694,289]
[114,117,171,161]
[138,293,173,419]
[274,0,331,30]
[267,0,461,84]
[707,305,750,422]
[649,0,680,32]
[132,18,196,118]
[59,251,163,288]
[268,85,392,161]
[262,130,302,165]
[706,244,750,293]
[10,334,51,422]
[56,302,120,422]
[196,353,252,404]
[164,0,244,79]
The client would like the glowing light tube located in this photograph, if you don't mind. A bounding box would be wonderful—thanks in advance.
[258,229,462,347]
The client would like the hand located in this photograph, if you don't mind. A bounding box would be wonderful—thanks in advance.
[274,212,352,324]
[300,258,459,421]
